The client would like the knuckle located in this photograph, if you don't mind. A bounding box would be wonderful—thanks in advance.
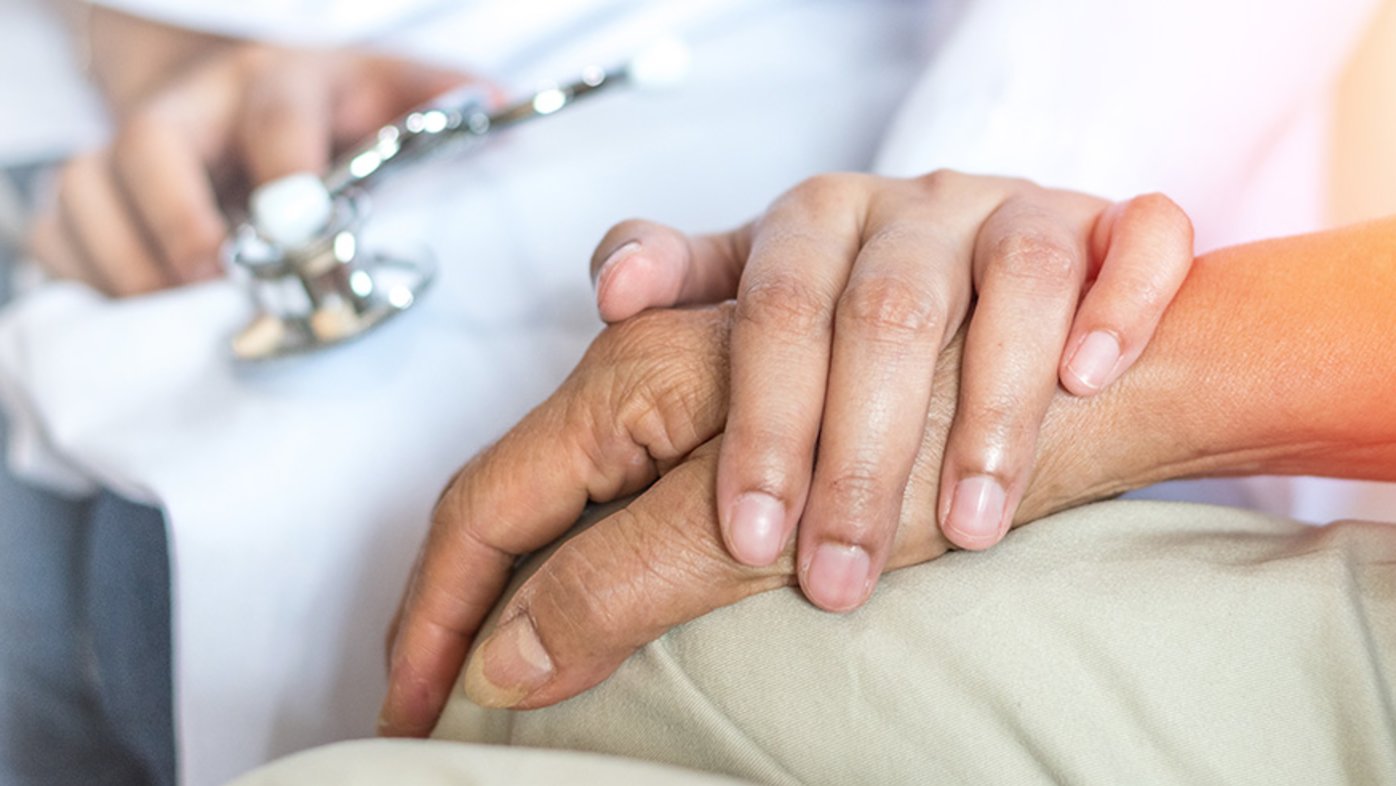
[621,369,709,459]
[114,109,165,157]
[1131,192,1187,225]
[428,460,508,555]
[822,464,893,526]
[836,276,940,338]
[1114,272,1170,314]
[427,487,455,538]
[990,230,1080,289]
[588,308,678,366]
[234,44,278,79]
[161,213,225,265]
[534,521,661,645]
[735,274,831,336]
[568,408,648,500]
[428,469,474,538]
[1124,192,1195,249]
[532,556,614,645]
[578,309,727,460]
[826,468,884,500]
[915,168,1029,197]
[958,391,1035,448]
[250,94,300,128]
[725,425,807,491]
[111,129,226,265]
[1129,192,1174,214]
[782,172,863,210]
[915,167,965,195]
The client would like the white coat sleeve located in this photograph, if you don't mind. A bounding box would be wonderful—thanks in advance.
[86,0,455,46]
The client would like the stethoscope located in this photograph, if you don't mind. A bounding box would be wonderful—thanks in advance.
[222,38,690,362]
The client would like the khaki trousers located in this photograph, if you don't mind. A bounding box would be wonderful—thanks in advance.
[234,501,1396,785]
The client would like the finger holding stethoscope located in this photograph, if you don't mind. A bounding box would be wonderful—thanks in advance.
[29,43,475,298]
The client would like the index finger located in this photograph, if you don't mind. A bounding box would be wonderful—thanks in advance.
[716,173,870,568]
[237,49,334,185]
[461,438,791,711]
[463,426,964,711]
[378,307,733,737]
[378,426,590,737]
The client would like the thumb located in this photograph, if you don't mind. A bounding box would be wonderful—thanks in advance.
[462,439,792,711]
[591,219,753,324]
[379,306,733,737]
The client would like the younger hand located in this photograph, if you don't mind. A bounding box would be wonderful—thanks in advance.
[31,44,474,296]
[589,171,1193,610]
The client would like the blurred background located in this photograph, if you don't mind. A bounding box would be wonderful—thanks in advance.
[2,0,1395,784]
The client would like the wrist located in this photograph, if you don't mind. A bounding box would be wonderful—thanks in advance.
[1024,219,1396,512]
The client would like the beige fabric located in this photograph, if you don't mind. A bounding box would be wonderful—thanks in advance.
[432,500,1396,785]
[229,739,751,785]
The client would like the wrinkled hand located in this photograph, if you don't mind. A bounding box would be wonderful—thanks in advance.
[31,44,474,296]
[379,301,1150,735]
[587,172,1192,612]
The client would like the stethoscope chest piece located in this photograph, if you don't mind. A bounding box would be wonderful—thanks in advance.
[225,189,434,362]
[222,37,690,363]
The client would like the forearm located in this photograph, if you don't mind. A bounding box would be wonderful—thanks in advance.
[1025,218,1396,517]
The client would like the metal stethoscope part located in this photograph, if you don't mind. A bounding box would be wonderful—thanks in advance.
[224,39,691,362]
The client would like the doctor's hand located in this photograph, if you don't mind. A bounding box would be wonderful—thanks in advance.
[589,171,1193,611]
[378,303,1163,734]
[31,36,474,297]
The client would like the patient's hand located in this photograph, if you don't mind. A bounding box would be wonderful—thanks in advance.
[391,200,1396,733]
[588,172,1193,610]
[31,25,474,296]
[379,303,1156,734]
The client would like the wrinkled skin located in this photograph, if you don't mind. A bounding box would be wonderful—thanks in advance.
[379,302,1150,734]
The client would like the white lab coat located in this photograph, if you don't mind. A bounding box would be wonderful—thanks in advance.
[0,0,1382,783]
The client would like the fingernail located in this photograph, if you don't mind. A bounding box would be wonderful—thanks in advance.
[375,677,423,738]
[728,492,786,565]
[804,542,871,612]
[945,475,1007,549]
[463,615,553,708]
[1066,330,1122,393]
[593,240,641,287]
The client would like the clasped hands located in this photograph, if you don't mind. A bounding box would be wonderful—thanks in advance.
[379,170,1195,736]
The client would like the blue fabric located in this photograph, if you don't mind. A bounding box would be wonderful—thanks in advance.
[0,164,175,786]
